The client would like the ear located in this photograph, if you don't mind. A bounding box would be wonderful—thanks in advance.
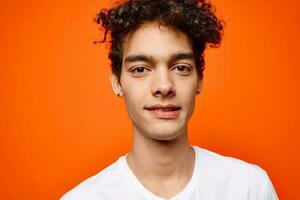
[110,73,123,96]
[196,78,203,94]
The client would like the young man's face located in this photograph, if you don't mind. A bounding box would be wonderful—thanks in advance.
[111,21,201,141]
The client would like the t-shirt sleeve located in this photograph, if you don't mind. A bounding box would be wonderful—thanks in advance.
[262,171,279,200]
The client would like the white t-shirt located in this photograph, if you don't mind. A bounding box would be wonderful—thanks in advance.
[61,146,278,200]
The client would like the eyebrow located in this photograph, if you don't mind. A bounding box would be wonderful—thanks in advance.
[170,52,195,62]
[124,55,151,64]
[123,52,195,65]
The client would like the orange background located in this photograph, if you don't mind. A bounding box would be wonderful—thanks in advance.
[0,0,299,199]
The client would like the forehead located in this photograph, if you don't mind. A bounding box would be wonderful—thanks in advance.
[122,22,194,59]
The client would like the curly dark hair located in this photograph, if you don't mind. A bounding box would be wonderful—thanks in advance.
[94,0,224,80]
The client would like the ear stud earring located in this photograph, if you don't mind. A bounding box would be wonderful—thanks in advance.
[117,91,122,97]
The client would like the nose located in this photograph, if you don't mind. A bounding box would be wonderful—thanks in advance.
[151,67,175,97]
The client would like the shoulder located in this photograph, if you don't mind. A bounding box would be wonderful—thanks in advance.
[60,156,125,200]
[195,146,267,178]
[194,146,278,199]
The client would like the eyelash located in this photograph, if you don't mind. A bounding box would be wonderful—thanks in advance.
[173,65,191,73]
[130,66,150,74]
[130,65,191,76]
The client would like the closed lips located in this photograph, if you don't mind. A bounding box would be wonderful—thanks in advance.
[144,105,181,111]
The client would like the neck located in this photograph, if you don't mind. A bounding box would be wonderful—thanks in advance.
[126,126,195,183]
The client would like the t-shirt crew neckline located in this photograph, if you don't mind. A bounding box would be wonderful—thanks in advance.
[120,145,200,200]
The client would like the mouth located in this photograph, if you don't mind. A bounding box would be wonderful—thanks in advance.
[144,104,181,119]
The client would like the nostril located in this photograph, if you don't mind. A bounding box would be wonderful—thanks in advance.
[152,83,176,97]
[167,90,174,96]
[153,88,175,97]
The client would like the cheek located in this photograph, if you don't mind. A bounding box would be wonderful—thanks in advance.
[176,79,198,115]
[177,78,198,98]
[122,82,148,116]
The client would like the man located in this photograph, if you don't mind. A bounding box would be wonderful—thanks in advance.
[61,0,278,199]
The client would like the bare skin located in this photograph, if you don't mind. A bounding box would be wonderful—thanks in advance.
[126,128,195,198]
[111,21,201,199]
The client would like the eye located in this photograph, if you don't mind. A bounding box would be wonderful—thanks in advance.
[173,65,191,74]
[130,66,151,76]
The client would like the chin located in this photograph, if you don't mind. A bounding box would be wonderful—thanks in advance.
[148,127,184,141]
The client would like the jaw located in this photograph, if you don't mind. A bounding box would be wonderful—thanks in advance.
[130,109,189,141]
